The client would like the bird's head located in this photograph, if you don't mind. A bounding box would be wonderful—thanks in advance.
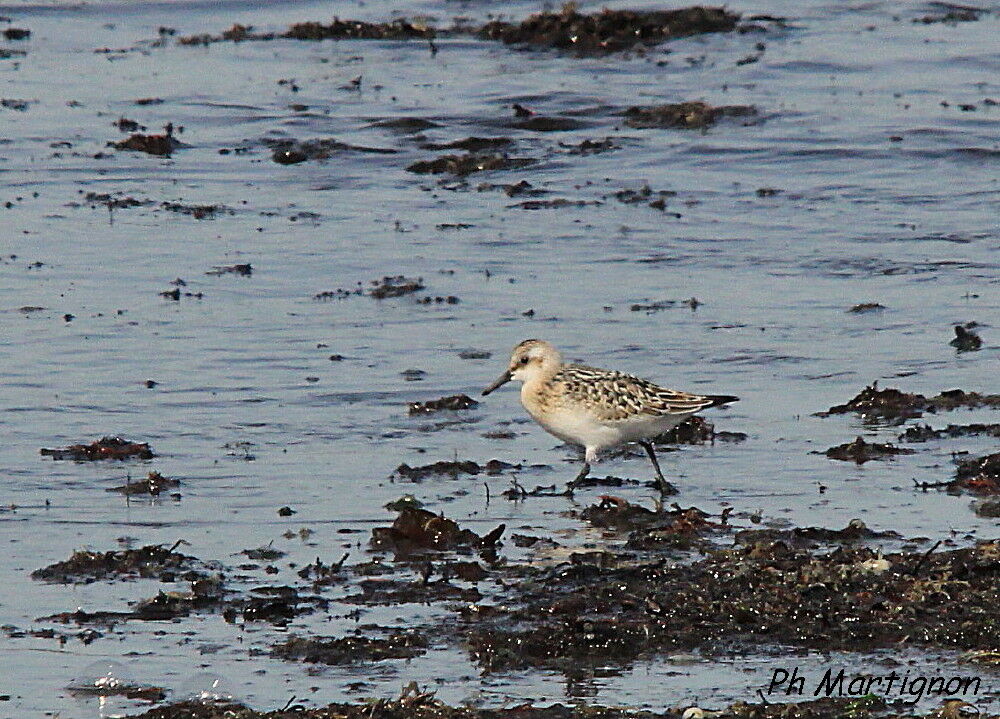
[482,339,562,395]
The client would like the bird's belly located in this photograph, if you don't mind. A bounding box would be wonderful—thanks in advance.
[527,405,624,451]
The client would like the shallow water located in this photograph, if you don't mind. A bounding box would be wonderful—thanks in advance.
[1,0,998,714]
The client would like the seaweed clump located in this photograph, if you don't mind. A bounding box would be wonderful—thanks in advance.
[271,632,428,664]
[819,382,1000,421]
[370,275,425,298]
[283,18,434,41]
[464,536,1000,670]
[178,7,740,55]
[179,19,434,45]
[406,153,535,176]
[580,498,729,552]
[31,543,210,584]
[899,422,1000,442]
[915,6,984,23]
[107,470,179,496]
[264,137,397,165]
[313,275,426,301]
[624,101,756,129]
[112,695,999,719]
[393,459,518,480]
[929,388,1000,411]
[735,519,899,548]
[821,384,929,420]
[950,325,982,352]
[371,507,504,553]
[954,452,1000,494]
[409,394,479,415]
[480,6,739,54]
[823,437,915,463]
[655,415,746,444]
[113,128,181,156]
[40,436,155,461]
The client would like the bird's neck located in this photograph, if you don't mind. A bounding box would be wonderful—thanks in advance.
[520,361,560,407]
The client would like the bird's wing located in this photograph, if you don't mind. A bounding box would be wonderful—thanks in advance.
[555,365,721,421]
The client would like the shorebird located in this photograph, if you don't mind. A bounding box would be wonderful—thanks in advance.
[482,339,738,494]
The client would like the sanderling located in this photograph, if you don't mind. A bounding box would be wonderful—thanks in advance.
[482,339,738,494]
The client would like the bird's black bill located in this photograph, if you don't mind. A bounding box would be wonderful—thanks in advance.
[482,370,512,396]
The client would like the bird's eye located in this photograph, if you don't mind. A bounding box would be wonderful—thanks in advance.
[520,356,529,364]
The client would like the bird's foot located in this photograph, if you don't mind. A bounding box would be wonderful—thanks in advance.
[655,476,679,497]
[639,441,679,496]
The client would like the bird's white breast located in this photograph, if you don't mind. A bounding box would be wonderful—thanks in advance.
[532,405,623,451]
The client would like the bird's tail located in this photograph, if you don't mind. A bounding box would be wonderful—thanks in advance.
[706,394,739,408]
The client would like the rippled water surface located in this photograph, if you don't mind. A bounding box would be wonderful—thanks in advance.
[1,0,998,714]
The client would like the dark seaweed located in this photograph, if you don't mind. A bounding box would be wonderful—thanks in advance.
[823,437,915,463]
[271,631,427,664]
[624,101,757,130]
[409,394,479,415]
[40,436,155,461]
[480,6,739,55]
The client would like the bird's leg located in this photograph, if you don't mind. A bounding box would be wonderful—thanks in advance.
[639,441,678,496]
[568,447,598,493]
[568,461,591,491]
